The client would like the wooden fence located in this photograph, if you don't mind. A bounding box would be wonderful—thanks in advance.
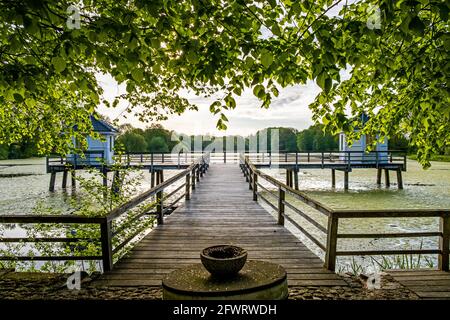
[0,154,210,271]
[241,155,450,271]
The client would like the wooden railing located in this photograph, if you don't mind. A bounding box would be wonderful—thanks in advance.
[241,155,450,271]
[0,154,210,271]
[244,150,407,170]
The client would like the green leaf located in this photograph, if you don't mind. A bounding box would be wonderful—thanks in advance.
[25,98,36,108]
[253,84,265,99]
[51,57,66,73]
[271,24,281,37]
[409,16,425,35]
[131,69,144,83]
[260,49,274,68]
[13,93,23,103]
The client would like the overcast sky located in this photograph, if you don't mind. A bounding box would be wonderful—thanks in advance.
[96,1,355,136]
[96,74,320,136]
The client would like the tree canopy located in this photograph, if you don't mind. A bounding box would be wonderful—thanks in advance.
[0,0,448,166]
[297,124,338,151]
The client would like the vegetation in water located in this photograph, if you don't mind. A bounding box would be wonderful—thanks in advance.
[0,152,157,273]
[338,241,436,275]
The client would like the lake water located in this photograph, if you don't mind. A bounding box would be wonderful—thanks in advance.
[1,157,449,273]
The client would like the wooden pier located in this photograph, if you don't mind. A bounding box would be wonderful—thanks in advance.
[1,153,450,299]
[93,164,347,287]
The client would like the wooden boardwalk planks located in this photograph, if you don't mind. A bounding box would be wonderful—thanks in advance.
[93,164,347,288]
[389,270,450,299]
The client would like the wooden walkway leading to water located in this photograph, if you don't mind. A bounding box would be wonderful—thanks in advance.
[93,164,347,287]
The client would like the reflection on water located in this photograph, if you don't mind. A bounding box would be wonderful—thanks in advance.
[1,158,449,272]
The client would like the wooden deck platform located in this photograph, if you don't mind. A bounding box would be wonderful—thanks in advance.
[93,164,347,287]
[389,270,450,299]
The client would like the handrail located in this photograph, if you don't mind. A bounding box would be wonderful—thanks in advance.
[0,153,210,272]
[241,155,450,272]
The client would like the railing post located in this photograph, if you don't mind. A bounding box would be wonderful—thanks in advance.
[100,219,113,272]
[252,172,258,201]
[185,173,191,201]
[196,164,200,182]
[224,151,226,163]
[324,213,338,271]
[156,189,164,225]
[191,168,196,190]
[439,214,450,271]
[248,167,253,190]
[278,187,285,225]
[376,151,379,168]
[321,152,324,169]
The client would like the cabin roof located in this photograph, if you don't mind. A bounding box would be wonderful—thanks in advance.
[90,116,118,134]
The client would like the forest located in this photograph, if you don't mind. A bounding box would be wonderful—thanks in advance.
[0,123,415,160]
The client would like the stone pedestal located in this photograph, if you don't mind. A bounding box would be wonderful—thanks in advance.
[162,260,288,300]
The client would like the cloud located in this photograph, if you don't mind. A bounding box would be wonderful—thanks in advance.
[96,73,321,135]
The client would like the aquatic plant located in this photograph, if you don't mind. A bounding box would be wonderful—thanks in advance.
[0,150,158,272]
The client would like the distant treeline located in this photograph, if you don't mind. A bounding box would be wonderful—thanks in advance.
[117,124,410,154]
[0,123,417,160]
[0,139,38,160]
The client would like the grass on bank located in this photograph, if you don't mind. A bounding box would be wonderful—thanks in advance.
[408,154,450,162]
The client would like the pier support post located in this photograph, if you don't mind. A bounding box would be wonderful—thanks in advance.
[384,169,390,187]
[286,169,293,188]
[331,169,336,188]
[344,171,349,190]
[49,172,56,192]
[293,169,299,190]
[62,170,68,189]
[151,170,155,188]
[160,170,164,183]
[376,168,382,185]
[396,168,403,190]
[439,215,450,271]
[286,169,290,187]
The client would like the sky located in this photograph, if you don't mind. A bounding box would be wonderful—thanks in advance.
[96,1,355,136]
[96,67,321,137]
